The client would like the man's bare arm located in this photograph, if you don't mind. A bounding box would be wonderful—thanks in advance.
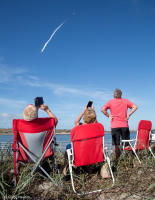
[40,104,58,125]
[127,104,138,120]
[101,106,113,120]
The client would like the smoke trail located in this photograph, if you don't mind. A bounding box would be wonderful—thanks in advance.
[41,21,66,53]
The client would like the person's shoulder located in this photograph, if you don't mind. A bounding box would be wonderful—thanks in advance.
[107,99,117,105]
[121,98,134,105]
[103,99,113,107]
[107,99,114,103]
[109,98,117,103]
[122,98,131,102]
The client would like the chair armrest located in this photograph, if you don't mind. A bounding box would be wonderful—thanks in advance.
[122,139,136,142]
[67,148,73,166]
[151,134,155,141]
[67,148,72,156]
[122,139,136,150]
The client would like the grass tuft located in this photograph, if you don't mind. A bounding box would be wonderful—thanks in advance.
[0,148,154,199]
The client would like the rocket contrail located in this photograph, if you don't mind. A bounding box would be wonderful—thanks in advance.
[41,21,66,53]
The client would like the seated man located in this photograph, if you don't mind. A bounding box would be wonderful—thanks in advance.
[23,104,58,124]
[23,103,58,168]
[11,103,58,185]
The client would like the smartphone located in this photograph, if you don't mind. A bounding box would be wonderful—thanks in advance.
[87,101,93,108]
[35,97,44,107]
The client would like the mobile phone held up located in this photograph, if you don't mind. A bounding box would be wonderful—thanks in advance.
[87,101,93,108]
[35,97,44,107]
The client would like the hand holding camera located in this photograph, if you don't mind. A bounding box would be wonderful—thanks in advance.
[87,101,93,108]
[35,97,50,112]
[40,104,49,112]
[35,97,44,107]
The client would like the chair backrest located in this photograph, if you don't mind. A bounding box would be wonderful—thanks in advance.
[12,118,56,162]
[136,120,152,150]
[71,123,104,167]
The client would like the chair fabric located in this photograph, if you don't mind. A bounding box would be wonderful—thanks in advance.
[67,123,114,195]
[123,120,155,163]
[136,120,152,150]
[12,117,56,184]
[124,120,152,151]
[71,123,104,166]
[138,120,152,131]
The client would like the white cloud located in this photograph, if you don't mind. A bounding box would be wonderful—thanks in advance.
[25,75,148,106]
[0,112,22,128]
[0,97,27,108]
[0,65,10,83]
[0,60,139,104]
[1,113,9,117]
[0,62,27,83]
[1,113,21,119]
[28,75,39,81]
[25,78,112,101]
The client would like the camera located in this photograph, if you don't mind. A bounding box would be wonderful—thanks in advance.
[35,97,44,107]
[87,101,93,108]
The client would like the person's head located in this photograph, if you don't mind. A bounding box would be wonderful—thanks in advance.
[23,104,38,121]
[83,108,97,124]
[114,88,122,98]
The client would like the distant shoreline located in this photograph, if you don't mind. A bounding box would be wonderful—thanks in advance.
[0,128,113,135]
[0,128,139,135]
[0,131,112,135]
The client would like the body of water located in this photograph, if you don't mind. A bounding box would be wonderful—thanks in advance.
[0,132,137,152]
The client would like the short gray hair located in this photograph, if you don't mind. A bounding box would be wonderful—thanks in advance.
[23,104,38,121]
[114,88,122,98]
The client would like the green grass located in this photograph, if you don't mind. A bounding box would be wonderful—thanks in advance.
[0,148,155,200]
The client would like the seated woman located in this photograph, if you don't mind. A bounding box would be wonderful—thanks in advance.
[63,104,110,178]
[75,105,97,126]
[65,105,97,150]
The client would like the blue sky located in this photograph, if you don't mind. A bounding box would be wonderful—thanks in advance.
[0,0,155,130]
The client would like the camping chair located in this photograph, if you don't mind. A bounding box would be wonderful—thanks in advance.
[67,123,114,195]
[122,120,155,163]
[12,117,58,186]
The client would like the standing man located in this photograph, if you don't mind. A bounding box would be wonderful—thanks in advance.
[101,88,138,160]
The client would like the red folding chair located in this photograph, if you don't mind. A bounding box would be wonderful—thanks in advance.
[67,123,114,195]
[12,117,58,186]
[122,120,155,163]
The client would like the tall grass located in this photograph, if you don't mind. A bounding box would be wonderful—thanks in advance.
[0,147,155,200]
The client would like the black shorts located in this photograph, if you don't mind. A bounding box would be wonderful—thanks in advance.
[111,127,130,145]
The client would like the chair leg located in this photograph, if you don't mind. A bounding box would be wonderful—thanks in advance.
[67,149,102,195]
[122,142,141,164]
[132,149,141,163]
[106,156,115,185]
[104,148,115,185]
[37,165,58,186]
[30,160,58,186]
[67,149,78,194]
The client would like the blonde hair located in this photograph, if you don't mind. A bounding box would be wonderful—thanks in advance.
[83,108,96,124]
[23,104,38,121]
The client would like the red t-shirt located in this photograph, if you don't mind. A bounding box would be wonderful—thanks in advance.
[103,98,134,128]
